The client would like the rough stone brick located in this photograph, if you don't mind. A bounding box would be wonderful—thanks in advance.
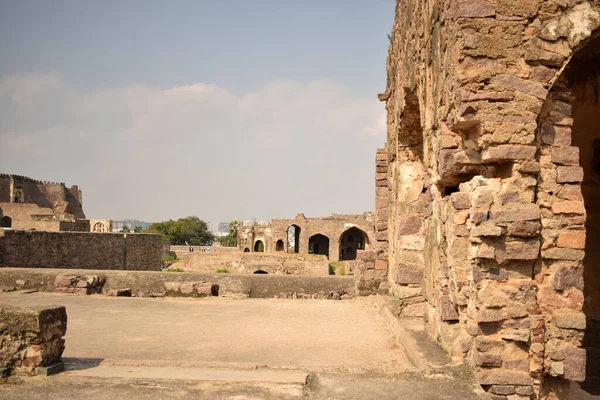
[557,230,586,249]
[476,308,506,323]
[490,385,516,395]
[440,295,459,321]
[397,216,423,235]
[542,248,585,261]
[556,166,584,183]
[396,266,424,284]
[550,146,579,166]
[375,260,388,270]
[551,201,585,215]
[491,204,540,223]
[450,0,495,18]
[563,346,586,382]
[508,221,540,238]
[450,192,471,210]
[475,352,503,367]
[553,311,586,330]
[551,266,583,291]
[477,369,533,386]
[497,240,540,261]
[482,145,536,162]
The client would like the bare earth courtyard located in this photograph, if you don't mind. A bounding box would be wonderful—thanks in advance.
[0,292,486,399]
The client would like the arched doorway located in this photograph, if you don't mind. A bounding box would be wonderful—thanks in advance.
[275,240,284,251]
[243,247,250,252]
[287,225,300,253]
[253,240,264,252]
[339,227,369,261]
[535,31,600,393]
[308,234,330,258]
[0,216,12,228]
[253,270,268,274]
[93,222,105,232]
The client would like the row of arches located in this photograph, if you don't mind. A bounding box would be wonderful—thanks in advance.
[248,226,369,260]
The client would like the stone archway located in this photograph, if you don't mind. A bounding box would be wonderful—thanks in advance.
[339,227,369,261]
[308,234,330,258]
[276,240,284,252]
[253,240,265,253]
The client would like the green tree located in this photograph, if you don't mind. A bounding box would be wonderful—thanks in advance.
[216,220,239,247]
[133,226,143,233]
[146,216,214,245]
[120,225,131,233]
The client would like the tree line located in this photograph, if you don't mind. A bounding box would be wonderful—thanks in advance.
[120,216,239,247]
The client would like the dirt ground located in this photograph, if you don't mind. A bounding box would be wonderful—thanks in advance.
[0,292,488,399]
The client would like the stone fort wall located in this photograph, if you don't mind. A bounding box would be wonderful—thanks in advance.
[378,0,600,397]
[0,231,162,271]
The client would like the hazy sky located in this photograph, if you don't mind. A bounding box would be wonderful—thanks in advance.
[0,0,394,223]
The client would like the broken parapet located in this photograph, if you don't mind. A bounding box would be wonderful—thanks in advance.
[0,305,67,376]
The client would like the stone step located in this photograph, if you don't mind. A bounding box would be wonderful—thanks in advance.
[62,359,308,386]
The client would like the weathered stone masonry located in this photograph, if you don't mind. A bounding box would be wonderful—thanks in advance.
[0,305,67,375]
[1,230,163,271]
[378,0,600,397]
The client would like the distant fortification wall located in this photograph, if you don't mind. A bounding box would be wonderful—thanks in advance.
[0,174,85,220]
[0,231,162,271]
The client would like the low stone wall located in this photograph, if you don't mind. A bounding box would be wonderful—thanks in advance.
[170,245,238,259]
[0,230,162,271]
[180,252,330,275]
[0,305,67,375]
[0,268,355,299]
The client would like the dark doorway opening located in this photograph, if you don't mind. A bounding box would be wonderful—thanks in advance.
[339,227,368,261]
[308,234,330,258]
[276,240,284,251]
[254,240,265,252]
[0,216,12,228]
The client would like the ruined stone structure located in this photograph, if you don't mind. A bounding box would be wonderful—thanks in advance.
[0,174,88,232]
[238,213,375,263]
[0,305,67,375]
[375,0,600,397]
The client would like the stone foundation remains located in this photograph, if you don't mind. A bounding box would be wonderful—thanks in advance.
[0,305,67,376]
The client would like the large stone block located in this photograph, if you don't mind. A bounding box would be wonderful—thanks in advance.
[556,166,584,183]
[508,220,540,238]
[482,144,536,162]
[563,346,586,382]
[551,266,583,291]
[557,230,586,249]
[491,204,540,223]
[553,311,586,330]
[552,201,585,215]
[550,146,579,166]
[396,266,424,285]
[477,369,533,386]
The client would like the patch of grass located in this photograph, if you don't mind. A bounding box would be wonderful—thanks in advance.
[329,262,345,276]
[162,256,181,263]
[216,268,229,273]
[166,268,184,272]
